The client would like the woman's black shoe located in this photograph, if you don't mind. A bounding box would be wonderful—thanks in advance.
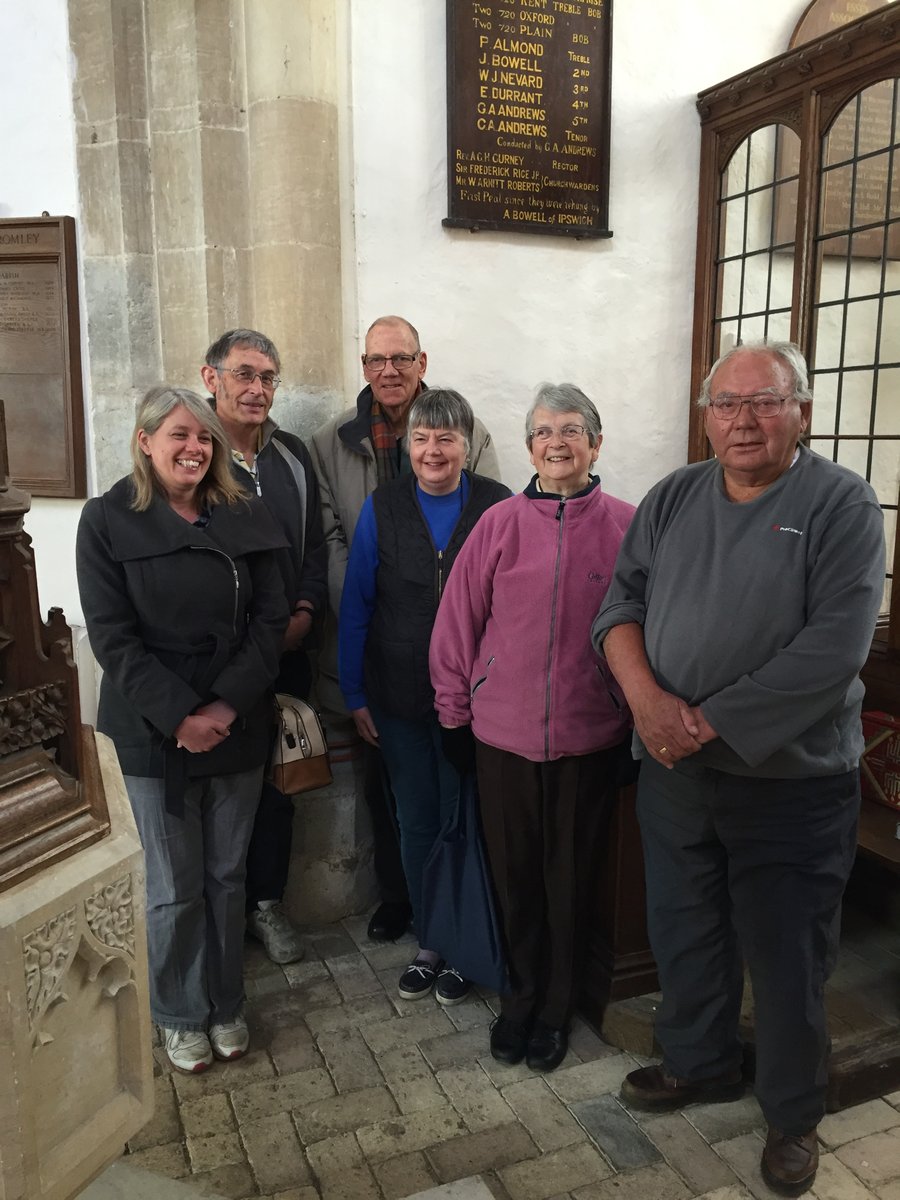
[490,1016,530,1065]
[367,901,412,942]
[526,1021,568,1072]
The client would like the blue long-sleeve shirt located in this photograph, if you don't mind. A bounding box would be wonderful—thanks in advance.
[338,477,471,710]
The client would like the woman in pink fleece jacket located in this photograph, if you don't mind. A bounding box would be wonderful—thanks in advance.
[429,382,635,1072]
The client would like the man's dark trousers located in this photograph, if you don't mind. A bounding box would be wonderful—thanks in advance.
[364,743,410,907]
[637,755,859,1135]
[245,648,311,909]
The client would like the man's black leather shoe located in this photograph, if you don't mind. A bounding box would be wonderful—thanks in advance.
[526,1021,568,1072]
[367,901,411,942]
[490,1016,530,1065]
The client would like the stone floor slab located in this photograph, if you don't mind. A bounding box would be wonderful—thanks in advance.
[567,1019,619,1065]
[835,1127,900,1188]
[379,1044,445,1114]
[546,1054,637,1104]
[230,1067,335,1124]
[373,1150,439,1199]
[713,1131,784,1200]
[128,1074,182,1151]
[819,1098,900,1150]
[498,1141,613,1200]
[357,1105,470,1163]
[640,1111,739,1194]
[83,1161,227,1199]
[501,1078,587,1152]
[420,1028,495,1070]
[426,1121,541,1183]
[363,1009,457,1055]
[187,1161,257,1198]
[267,1024,325,1077]
[406,1179,497,1199]
[185,1132,245,1173]
[811,1151,882,1199]
[240,1111,312,1192]
[304,992,395,1036]
[305,1131,364,1175]
[170,1049,276,1099]
[125,1142,190,1178]
[306,926,360,960]
[437,1063,518,1132]
[326,951,383,999]
[293,1084,400,1143]
[180,1093,237,1139]
[569,1095,661,1170]
[570,1160,691,1200]
[683,1094,766,1144]
[690,1187,756,1200]
[316,1026,383,1092]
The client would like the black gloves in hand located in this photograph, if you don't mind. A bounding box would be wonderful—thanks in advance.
[440,724,477,777]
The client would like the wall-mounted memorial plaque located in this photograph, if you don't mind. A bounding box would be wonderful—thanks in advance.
[0,216,86,497]
[444,0,612,239]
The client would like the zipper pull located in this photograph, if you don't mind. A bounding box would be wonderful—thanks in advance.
[556,500,565,521]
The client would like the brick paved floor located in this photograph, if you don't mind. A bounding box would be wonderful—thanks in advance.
[118,915,900,1200]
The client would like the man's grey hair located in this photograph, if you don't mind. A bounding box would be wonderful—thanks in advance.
[697,340,813,407]
[204,328,281,374]
[407,387,474,454]
[365,315,421,351]
[525,382,603,447]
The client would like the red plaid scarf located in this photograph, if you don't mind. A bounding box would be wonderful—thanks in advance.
[370,400,405,487]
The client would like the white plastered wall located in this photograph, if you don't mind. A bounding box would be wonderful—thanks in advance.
[5,0,808,624]
[348,0,805,498]
[2,0,88,626]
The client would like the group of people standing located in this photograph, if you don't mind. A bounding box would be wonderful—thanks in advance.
[76,320,884,1199]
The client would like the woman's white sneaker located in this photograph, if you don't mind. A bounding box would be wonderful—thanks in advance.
[164,1028,213,1074]
[209,1014,249,1060]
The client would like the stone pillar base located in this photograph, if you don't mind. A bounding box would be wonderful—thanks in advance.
[284,730,378,927]
[0,733,153,1200]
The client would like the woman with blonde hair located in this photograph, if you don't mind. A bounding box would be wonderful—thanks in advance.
[77,386,288,1073]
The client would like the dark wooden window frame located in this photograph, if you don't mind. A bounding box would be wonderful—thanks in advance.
[689,6,900,701]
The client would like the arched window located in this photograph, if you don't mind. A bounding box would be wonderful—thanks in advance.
[690,8,900,708]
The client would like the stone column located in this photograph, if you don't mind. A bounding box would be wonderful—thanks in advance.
[67,0,374,923]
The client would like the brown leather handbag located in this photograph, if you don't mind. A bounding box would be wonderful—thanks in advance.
[266,693,333,794]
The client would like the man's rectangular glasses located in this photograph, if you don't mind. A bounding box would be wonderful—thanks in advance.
[217,366,281,390]
[362,353,420,372]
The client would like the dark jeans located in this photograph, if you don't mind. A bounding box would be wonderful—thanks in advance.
[245,649,311,910]
[364,744,411,908]
[370,705,458,939]
[475,740,620,1029]
[637,755,859,1134]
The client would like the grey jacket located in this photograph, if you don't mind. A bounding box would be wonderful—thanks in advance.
[309,384,502,614]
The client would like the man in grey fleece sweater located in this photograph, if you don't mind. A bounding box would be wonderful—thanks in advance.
[591,342,884,1197]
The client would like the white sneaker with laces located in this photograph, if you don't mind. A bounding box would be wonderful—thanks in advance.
[164,1027,213,1074]
[209,1013,249,1061]
[247,900,305,964]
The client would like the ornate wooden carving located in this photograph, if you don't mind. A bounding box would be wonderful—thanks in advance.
[0,399,109,893]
